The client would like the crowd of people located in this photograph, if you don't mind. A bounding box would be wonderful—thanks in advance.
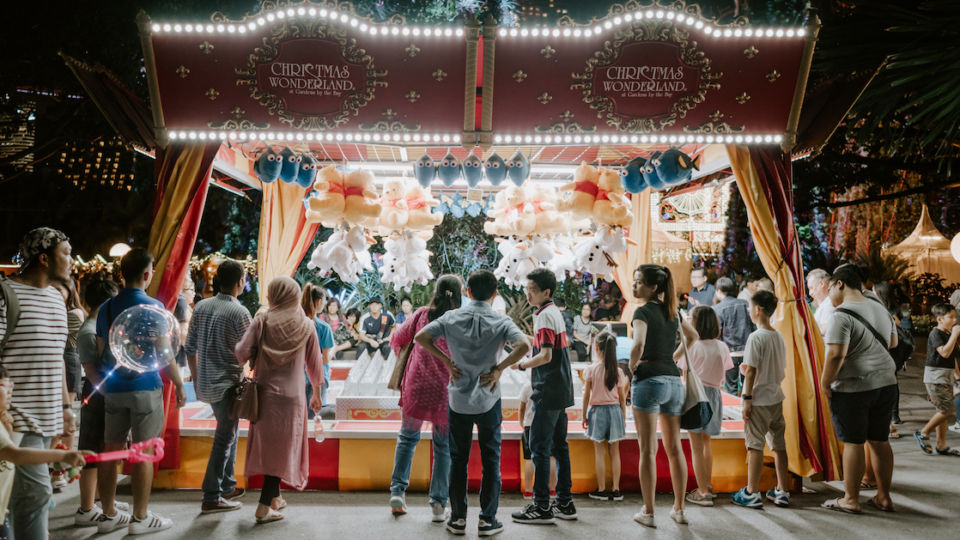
[0,226,958,537]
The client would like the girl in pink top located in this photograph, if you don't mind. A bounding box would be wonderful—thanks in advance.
[581,331,628,501]
[675,306,733,506]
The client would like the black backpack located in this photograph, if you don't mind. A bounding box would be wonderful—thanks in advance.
[0,275,22,357]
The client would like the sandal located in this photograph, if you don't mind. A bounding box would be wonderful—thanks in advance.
[888,429,901,439]
[868,497,895,513]
[914,431,933,455]
[935,447,960,457]
[255,509,284,524]
[821,497,862,514]
[858,481,877,490]
[271,497,287,511]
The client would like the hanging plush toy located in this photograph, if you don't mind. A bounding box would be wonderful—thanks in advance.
[642,151,667,191]
[526,183,567,235]
[438,152,461,187]
[450,193,466,218]
[549,234,578,281]
[413,153,437,188]
[621,156,648,194]
[654,147,701,186]
[484,152,507,186]
[294,153,318,189]
[378,179,409,234]
[254,147,282,184]
[506,150,530,187]
[342,169,382,225]
[494,239,537,288]
[278,147,301,183]
[558,162,600,219]
[593,167,633,227]
[498,185,536,236]
[305,165,346,225]
[572,225,637,282]
[462,154,484,187]
[404,184,444,230]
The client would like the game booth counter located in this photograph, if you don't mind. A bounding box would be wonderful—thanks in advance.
[68,0,854,494]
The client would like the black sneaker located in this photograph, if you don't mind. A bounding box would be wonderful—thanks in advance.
[511,503,555,525]
[588,490,609,501]
[478,518,504,536]
[609,490,624,501]
[445,517,466,535]
[552,500,578,521]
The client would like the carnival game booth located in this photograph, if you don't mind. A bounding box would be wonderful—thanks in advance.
[116,0,840,494]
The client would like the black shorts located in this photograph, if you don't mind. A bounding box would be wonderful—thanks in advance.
[64,348,82,395]
[828,384,897,444]
[78,380,106,469]
[522,426,532,460]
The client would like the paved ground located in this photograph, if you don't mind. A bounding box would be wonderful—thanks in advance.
[49,357,959,539]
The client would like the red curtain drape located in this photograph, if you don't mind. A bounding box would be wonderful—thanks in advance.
[146,142,218,469]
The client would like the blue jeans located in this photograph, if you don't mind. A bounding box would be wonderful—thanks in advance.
[321,363,331,406]
[529,405,572,508]
[201,397,239,502]
[390,415,450,506]
[449,401,502,521]
[10,433,52,540]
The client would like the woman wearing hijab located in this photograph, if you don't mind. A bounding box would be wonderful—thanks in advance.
[235,277,324,524]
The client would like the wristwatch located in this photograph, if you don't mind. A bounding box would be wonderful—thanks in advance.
[518,362,526,371]
[742,395,753,400]
[62,404,72,410]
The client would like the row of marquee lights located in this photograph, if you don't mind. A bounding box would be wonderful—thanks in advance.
[165,129,783,146]
[148,5,805,39]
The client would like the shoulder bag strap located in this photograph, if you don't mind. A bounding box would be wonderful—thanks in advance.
[0,278,21,357]
[836,307,892,358]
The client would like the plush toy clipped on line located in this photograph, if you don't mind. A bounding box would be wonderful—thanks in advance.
[278,147,302,183]
[295,153,318,189]
[654,147,701,187]
[642,151,667,191]
[307,225,373,283]
[305,165,346,225]
[572,225,636,282]
[526,183,567,235]
[380,231,433,291]
[497,185,537,237]
[593,167,633,227]
[559,162,600,219]
[404,184,443,230]
[438,152,461,187]
[549,234,578,281]
[254,147,282,184]
[342,169,382,226]
[494,238,538,289]
[462,154,484,188]
[621,156,648,194]
[506,150,530,187]
[484,152,508,186]
[413,153,437,188]
[378,179,409,234]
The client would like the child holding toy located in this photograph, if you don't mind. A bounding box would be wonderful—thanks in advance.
[582,331,628,501]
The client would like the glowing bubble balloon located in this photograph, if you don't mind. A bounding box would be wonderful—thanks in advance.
[109,305,180,373]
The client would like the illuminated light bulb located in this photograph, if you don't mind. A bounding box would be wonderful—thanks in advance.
[499,28,507,37]
[162,23,172,32]
[625,13,634,21]
[257,17,266,25]
[442,134,451,143]
[173,24,182,32]
[734,28,743,37]
[335,133,343,141]
[604,21,612,29]
[360,23,368,31]
[745,28,754,36]
[412,27,421,36]
[774,134,783,143]
[685,16,695,25]
[724,135,734,143]
[276,11,285,19]
[744,135,755,143]
[402,133,411,142]
[266,13,275,21]
[341,14,349,23]
[188,131,197,140]
[524,135,533,143]
[504,135,513,143]
[601,134,610,143]
[453,134,461,143]
[630,135,639,143]
[534,135,543,144]
[455,28,464,37]
[704,26,714,35]
[666,11,676,20]
[640,135,649,143]
[283,132,293,141]
[573,28,582,37]
[775,28,785,37]
[372,133,382,141]
[350,18,359,27]
[444,27,453,36]
[401,26,409,35]
[495,135,503,144]
[573,135,583,144]
[695,135,704,143]
[238,132,248,140]
[308,7,316,16]
[591,134,601,143]
[655,10,664,19]
[723,29,733,37]
[786,28,795,37]
[431,134,440,142]
[297,7,306,15]
[635,10,646,19]
[562,28,572,36]
[369,27,378,35]
[286,8,294,16]
[594,26,603,35]
[319,8,328,17]
[521,28,529,37]
[185,24,194,32]
[296,133,304,141]
[151,23,161,32]
[531,28,540,36]
[237,26,246,33]
[391,26,400,35]
[412,133,421,142]
[798,28,806,37]
[198,132,208,140]
[765,28,774,37]
[544,135,553,144]
[424,27,433,36]
[614,16,622,24]
[552,28,560,37]
[306,133,315,141]
[168,131,179,140]
[206,24,215,32]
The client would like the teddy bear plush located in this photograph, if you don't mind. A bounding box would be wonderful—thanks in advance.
[526,183,568,235]
[593,167,633,227]
[404,184,443,230]
[305,165,346,225]
[342,169,382,226]
[498,185,536,236]
[483,190,512,236]
[559,162,600,219]
[378,179,409,234]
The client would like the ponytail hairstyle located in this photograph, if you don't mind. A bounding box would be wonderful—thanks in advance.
[428,274,463,321]
[594,331,620,391]
[635,264,677,320]
[300,283,325,318]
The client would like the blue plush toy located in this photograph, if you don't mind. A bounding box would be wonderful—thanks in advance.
[253,147,282,184]
[484,152,507,186]
[621,156,648,193]
[278,147,301,183]
[462,154,483,187]
[295,153,318,189]
[413,153,437,188]
[466,202,482,217]
[438,152,461,187]
[506,150,530,187]
[642,151,668,191]
[450,193,465,218]
[654,147,701,187]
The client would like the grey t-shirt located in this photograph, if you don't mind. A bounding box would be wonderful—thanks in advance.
[77,318,99,367]
[742,328,786,406]
[825,299,897,392]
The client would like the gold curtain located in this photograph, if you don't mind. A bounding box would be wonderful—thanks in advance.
[726,144,841,479]
[613,190,653,331]
[257,181,320,305]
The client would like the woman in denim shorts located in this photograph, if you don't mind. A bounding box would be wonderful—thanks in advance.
[628,265,697,527]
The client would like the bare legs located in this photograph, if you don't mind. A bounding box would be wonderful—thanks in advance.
[922,412,955,451]
[592,441,622,492]
[688,432,713,496]
[634,411,686,514]
[865,441,894,509]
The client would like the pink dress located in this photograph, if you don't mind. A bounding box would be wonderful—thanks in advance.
[391,306,451,428]
[235,316,323,490]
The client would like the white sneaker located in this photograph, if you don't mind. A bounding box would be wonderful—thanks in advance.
[390,494,407,516]
[430,502,448,522]
[96,510,132,534]
[633,509,655,528]
[115,500,132,512]
[949,422,960,434]
[52,476,68,491]
[128,511,173,535]
[75,506,102,527]
[670,509,688,525]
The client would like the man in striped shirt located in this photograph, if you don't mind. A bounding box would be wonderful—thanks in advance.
[0,227,75,539]
[184,260,251,514]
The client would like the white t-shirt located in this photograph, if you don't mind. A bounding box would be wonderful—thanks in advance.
[519,382,534,427]
[677,339,734,390]
[813,300,836,337]
[743,328,786,406]
[0,281,67,437]
[0,423,15,522]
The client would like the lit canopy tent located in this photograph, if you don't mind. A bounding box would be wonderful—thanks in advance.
[884,204,960,284]
[59,0,842,480]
